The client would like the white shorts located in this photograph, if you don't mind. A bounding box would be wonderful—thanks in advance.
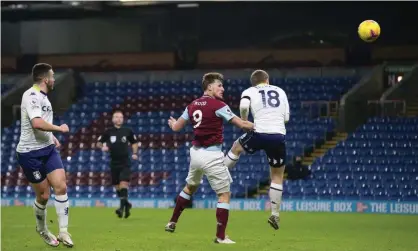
[185,146,233,194]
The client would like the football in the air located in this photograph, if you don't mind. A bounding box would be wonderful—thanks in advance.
[358,20,380,42]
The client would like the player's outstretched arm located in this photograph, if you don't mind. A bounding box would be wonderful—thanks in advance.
[31,118,69,133]
[230,117,254,131]
[215,104,253,131]
[26,95,68,133]
[168,117,187,132]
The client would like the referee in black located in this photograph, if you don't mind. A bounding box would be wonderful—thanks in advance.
[97,110,139,218]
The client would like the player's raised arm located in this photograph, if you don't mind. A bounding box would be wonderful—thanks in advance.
[28,97,68,133]
[239,89,251,121]
[168,107,189,132]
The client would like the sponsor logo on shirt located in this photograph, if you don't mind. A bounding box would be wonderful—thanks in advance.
[42,106,52,112]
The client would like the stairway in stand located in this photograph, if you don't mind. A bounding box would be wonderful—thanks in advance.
[406,99,418,117]
[302,132,348,166]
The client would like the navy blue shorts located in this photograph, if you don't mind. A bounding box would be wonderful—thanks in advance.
[16,144,64,183]
[238,131,286,167]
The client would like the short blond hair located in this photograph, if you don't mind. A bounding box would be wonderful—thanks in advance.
[250,70,269,86]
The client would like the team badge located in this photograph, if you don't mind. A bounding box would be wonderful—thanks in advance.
[110,136,117,143]
[33,171,42,180]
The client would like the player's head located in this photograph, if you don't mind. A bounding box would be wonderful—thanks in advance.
[112,110,124,127]
[202,72,224,100]
[250,70,269,86]
[32,63,55,91]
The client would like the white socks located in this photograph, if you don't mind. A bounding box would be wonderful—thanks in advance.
[269,183,283,217]
[224,150,240,169]
[54,194,69,233]
[34,200,47,231]
[34,194,70,233]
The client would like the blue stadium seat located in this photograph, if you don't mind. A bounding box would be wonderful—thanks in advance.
[1,74,369,200]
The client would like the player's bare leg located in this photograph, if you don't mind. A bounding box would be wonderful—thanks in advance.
[268,165,285,230]
[165,184,197,233]
[224,140,244,169]
[214,191,235,244]
[117,181,131,218]
[48,169,73,247]
[32,179,60,247]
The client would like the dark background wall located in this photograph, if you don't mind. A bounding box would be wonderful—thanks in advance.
[2,1,418,56]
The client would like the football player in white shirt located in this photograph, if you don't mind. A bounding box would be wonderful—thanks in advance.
[224,70,290,230]
[16,63,73,247]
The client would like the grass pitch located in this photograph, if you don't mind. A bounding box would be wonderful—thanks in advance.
[1,207,417,251]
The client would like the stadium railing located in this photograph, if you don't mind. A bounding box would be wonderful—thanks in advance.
[301,101,339,118]
[367,100,406,117]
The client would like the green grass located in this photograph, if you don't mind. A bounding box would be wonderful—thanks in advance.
[1,207,418,251]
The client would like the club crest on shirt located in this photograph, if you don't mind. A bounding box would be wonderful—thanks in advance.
[31,98,37,106]
[110,136,117,143]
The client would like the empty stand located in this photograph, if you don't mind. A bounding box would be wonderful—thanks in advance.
[2,75,361,199]
[301,117,418,201]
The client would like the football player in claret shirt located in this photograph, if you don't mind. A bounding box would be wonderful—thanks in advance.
[164,72,254,244]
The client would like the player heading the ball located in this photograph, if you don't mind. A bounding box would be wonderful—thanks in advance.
[165,72,254,244]
[224,69,290,230]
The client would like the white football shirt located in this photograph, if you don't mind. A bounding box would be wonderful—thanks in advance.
[17,85,54,153]
[240,84,289,134]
